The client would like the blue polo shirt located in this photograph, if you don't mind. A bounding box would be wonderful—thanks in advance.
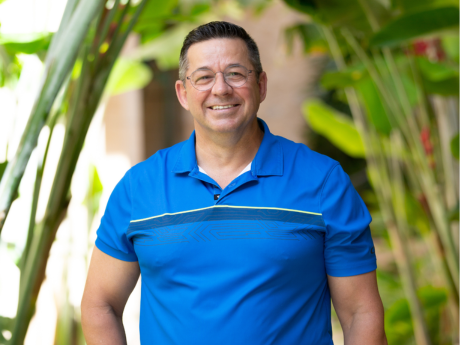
[96,118,376,345]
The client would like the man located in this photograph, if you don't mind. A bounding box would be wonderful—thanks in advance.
[81,21,387,344]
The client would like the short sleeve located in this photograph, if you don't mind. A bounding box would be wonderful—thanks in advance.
[95,170,138,262]
[320,164,376,277]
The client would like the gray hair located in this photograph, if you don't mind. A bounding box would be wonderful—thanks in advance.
[179,21,263,83]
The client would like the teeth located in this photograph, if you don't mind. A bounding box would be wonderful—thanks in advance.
[212,105,235,110]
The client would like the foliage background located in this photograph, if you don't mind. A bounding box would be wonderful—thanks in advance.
[0,0,458,344]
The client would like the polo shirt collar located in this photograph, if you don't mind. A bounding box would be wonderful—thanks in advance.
[252,118,283,176]
[172,118,283,177]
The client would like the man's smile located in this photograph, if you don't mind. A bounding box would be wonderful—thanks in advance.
[208,104,240,111]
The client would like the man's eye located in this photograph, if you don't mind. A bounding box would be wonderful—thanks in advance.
[197,76,212,81]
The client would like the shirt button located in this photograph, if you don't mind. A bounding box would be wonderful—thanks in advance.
[230,183,235,187]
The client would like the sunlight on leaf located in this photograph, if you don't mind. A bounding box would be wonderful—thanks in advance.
[106,58,153,95]
[129,24,194,70]
[0,32,53,55]
[302,99,365,158]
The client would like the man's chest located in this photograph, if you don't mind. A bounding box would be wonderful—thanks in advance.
[127,173,328,283]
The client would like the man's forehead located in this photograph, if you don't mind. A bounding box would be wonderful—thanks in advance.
[187,38,250,70]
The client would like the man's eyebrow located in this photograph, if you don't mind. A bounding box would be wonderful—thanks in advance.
[195,66,211,71]
[226,63,244,68]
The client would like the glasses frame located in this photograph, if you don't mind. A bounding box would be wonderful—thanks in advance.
[186,65,254,91]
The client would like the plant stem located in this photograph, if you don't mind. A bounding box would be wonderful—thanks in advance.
[19,114,56,289]
[10,1,148,342]
[323,25,433,345]
[96,0,122,51]
[0,0,105,233]
[341,28,459,292]
[389,131,432,345]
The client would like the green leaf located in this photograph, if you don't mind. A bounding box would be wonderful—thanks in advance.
[85,164,103,217]
[441,34,459,63]
[321,67,367,89]
[302,99,365,158]
[0,32,53,54]
[384,298,414,345]
[356,78,392,135]
[417,57,459,81]
[386,299,412,324]
[450,133,459,159]
[418,286,447,310]
[129,24,193,70]
[423,76,459,95]
[370,6,460,47]
[284,23,328,55]
[419,286,448,344]
[190,3,211,16]
[391,0,458,12]
[89,165,103,198]
[138,21,165,44]
[0,161,7,183]
[134,0,178,33]
[282,0,317,16]
[405,192,430,234]
[384,286,449,344]
[400,73,419,106]
[318,0,391,35]
[106,58,153,95]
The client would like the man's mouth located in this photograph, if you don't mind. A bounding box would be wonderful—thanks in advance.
[209,104,239,110]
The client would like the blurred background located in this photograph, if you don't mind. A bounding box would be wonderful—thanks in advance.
[0,0,458,344]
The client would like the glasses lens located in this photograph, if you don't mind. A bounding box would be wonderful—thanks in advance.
[191,69,215,90]
[224,66,248,87]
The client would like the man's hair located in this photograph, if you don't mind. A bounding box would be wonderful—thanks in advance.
[179,21,263,83]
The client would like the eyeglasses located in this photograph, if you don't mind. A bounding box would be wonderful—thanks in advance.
[186,65,253,91]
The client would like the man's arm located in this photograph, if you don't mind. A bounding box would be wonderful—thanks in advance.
[81,247,140,345]
[328,270,387,345]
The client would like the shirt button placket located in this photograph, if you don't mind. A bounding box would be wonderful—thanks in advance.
[213,184,221,203]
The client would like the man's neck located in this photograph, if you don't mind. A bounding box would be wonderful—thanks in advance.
[194,118,263,189]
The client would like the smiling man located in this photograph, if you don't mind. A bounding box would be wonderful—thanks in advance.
[81,22,387,345]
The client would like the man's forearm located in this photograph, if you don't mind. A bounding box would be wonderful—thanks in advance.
[81,305,127,345]
[343,311,387,345]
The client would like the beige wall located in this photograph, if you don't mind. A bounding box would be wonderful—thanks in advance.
[105,35,145,167]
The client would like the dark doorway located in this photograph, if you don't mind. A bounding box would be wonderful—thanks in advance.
[143,61,185,159]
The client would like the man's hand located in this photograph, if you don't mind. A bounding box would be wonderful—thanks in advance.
[81,247,140,345]
[328,270,387,345]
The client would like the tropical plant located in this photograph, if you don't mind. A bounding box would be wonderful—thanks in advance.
[0,0,272,342]
[283,1,459,344]
[0,0,155,342]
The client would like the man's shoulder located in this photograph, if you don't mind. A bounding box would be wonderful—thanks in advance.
[275,134,340,174]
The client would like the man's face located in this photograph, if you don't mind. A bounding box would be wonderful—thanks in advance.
[175,38,267,135]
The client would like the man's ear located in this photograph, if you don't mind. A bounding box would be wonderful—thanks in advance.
[258,71,268,103]
[175,80,190,110]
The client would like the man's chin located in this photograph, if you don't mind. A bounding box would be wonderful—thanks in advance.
[199,117,244,133]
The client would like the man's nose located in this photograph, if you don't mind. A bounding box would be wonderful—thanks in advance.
[211,72,232,96]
